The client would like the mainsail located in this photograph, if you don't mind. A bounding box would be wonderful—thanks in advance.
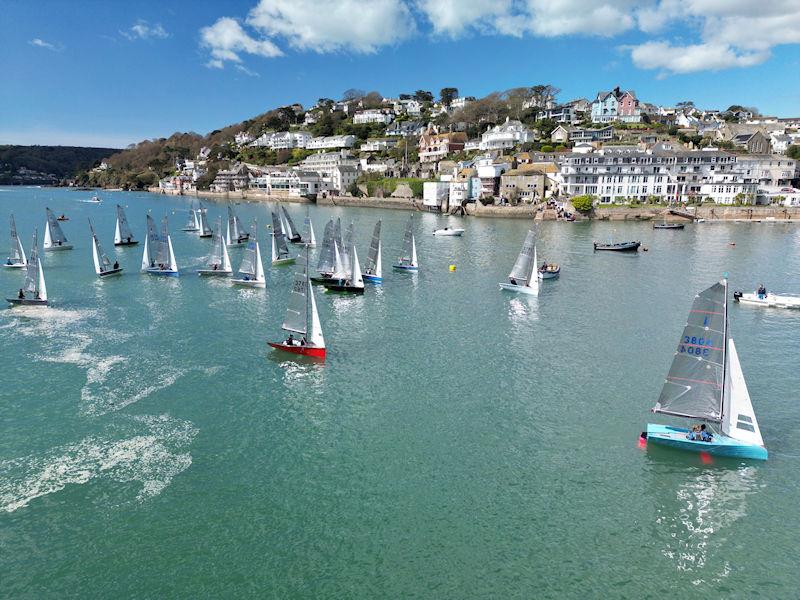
[236,221,263,281]
[24,230,46,300]
[185,205,199,231]
[89,219,114,273]
[198,203,211,236]
[45,207,69,245]
[226,205,245,244]
[653,281,727,422]
[341,222,354,274]
[271,211,290,259]
[207,216,227,268]
[303,212,316,247]
[317,219,334,273]
[156,215,172,266]
[142,214,159,269]
[398,216,415,266]
[281,246,324,347]
[281,206,300,240]
[8,214,26,264]
[508,230,536,284]
[364,220,382,275]
[115,204,134,243]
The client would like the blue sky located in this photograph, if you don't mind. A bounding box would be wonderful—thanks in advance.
[2,0,800,148]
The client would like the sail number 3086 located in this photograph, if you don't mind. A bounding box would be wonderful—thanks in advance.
[679,336,714,356]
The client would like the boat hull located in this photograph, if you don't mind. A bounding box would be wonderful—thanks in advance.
[362,273,383,283]
[181,228,199,232]
[734,292,800,309]
[231,278,265,288]
[114,241,139,246]
[44,244,73,251]
[6,298,48,306]
[653,223,685,230]
[393,264,418,272]
[499,282,538,295]
[3,262,26,269]
[643,424,768,460]
[268,342,326,359]
[226,237,250,247]
[272,258,296,266]
[538,267,560,280]
[324,284,365,294]
[593,241,640,252]
[199,233,212,239]
[145,268,179,277]
[433,229,464,236]
[197,269,232,277]
[98,268,123,278]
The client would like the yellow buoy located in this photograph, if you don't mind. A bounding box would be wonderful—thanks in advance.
[449,264,456,271]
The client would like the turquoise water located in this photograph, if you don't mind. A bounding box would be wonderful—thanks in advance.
[1,186,799,597]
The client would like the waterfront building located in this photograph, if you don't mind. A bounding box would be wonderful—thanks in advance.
[250,170,324,197]
[210,163,251,193]
[500,166,551,203]
[300,150,360,191]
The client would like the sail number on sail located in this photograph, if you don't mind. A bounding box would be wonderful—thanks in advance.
[678,336,718,356]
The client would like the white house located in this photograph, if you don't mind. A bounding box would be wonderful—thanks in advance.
[423,181,450,212]
[306,135,357,149]
[235,131,254,147]
[300,150,360,191]
[353,109,395,125]
[360,138,396,153]
[699,172,758,204]
[450,96,475,111]
[250,170,325,197]
[249,131,312,149]
[393,99,423,116]
[478,118,535,151]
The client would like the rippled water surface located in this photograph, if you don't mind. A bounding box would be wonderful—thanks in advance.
[2,186,799,597]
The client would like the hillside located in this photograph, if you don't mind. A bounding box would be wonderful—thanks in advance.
[0,145,119,185]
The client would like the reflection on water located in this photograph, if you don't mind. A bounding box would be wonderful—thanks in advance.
[653,462,759,584]
[507,295,539,324]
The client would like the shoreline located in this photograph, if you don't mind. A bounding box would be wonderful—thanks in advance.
[139,186,800,222]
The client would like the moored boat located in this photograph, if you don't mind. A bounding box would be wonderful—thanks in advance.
[499,230,539,296]
[268,245,326,359]
[642,277,768,460]
[114,204,138,245]
[7,229,48,306]
[593,240,640,252]
[653,222,685,230]
[433,227,464,236]
[231,220,266,287]
[89,218,122,277]
[393,215,419,272]
[4,214,27,268]
[44,207,73,250]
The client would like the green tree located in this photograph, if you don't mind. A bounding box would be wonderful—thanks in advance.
[414,90,434,103]
[571,194,595,212]
[440,87,458,107]
[787,145,800,160]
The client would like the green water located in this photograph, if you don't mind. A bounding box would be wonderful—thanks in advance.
[1,186,799,598]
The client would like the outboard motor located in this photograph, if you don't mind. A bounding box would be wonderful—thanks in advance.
[733,291,743,302]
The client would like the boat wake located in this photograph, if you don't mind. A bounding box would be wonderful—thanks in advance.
[0,414,197,513]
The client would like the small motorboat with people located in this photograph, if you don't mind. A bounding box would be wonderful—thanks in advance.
[87,195,102,203]
[593,240,640,252]
[141,214,179,277]
[538,262,561,280]
[225,205,249,246]
[44,207,73,251]
[231,220,266,288]
[56,214,68,221]
[270,211,296,266]
[499,230,539,296]
[280,206,303,244]
[89,219,122,278]
[198,216,232,276]
[362,220,383,283]
[734,284,800,309]
[311,218,336,284]
[197,203,212,238]
[393,215,419,272]
[433,227,464,237]
[324,240,365,295]
[7,230,48,306]
[114,204,138,246]
[641,276,768,460]
[5,214,27,268]
[268,245,326,359]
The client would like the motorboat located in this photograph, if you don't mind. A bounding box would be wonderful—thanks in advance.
[734,290,800,309]
[433,227,464,236]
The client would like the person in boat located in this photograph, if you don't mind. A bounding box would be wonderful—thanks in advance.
[286,334,295,346]
[509,277,518,285]
[6,258,13,265]
[113,260,119,270]
[243,274,250,281]
[301,336,307,346]
[699,424,713,442]
[150,260,155,268]
[541,262,548,271]
[126,236,132,243]
[34,291,40,300]
[212,264,218,271]
[18,288,24,299]
[757,283,767,299]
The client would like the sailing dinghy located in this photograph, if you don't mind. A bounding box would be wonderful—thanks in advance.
[182,202,200,232]
[270,211,296,265]
[226,205,249,246]
[324,240,365,294]
[311,218,335,283]
[114,204,138,245]
[303,211,316,248]
[7,230,48,306]
[642,278,768,460]
[197,203,212,238]
[281,206,302,243]
[362,220,383,283]
[231,221,266,287]
[44,207,73,250]
[141,214,179,276]
[198,216,233,276]
[499,230,539,296]
[89,219,122,277]
[4,214,27,268]
[393,215,418,271]
[268,245,326,359]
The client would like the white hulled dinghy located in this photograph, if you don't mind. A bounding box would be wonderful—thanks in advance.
[281,206,302,243]
[89,219,122,277]
[114,204,138,246]
[197,203,212,238]
[499,230,539,296]
[44,207,73,251]
[198,216,232,276]
[226,205,249,246]
[141,214,179,277]
[268,245,326,359]
[393,215,418,272]
[270,211,296,266]
[303,210,316,248]
[231,221,266,288]
[362,220,383,283]
[7,229,48,306]
[642,278,768,460]
[4,214,27,268]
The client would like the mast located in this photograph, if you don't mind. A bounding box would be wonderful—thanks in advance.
[720,276,729,420]
[305,245,310,336]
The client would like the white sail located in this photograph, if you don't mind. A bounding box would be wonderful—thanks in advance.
[721,338,765,447]
[270,211,291,261]
[91,234,101,274]
[309,272,324,348]
[254,240,265,281]
[141,232,150,271]
[281,206,300,241]
[304,214,316,248]
[341,222,353,274]
[204,216,230,272]
[411,234,418,267]
[222,237,231,271]
[38,253,47,301]
[364,220,382,277]
[375,240,382,278]
[8,214,26,265]
[89,219,115,275]
[198,204,211,236]
[114,205,135,243]
[44,219,53,248]
[114,218,122,244]
[398,216,417,267]
[44,208,69,248]
[350,245,364,289]
[331,241,348,279]
[193,208,201,230]
[508,230,536,284]
[528,246,540,295]
[167,234,178,272]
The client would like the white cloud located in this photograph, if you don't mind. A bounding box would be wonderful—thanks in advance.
[417,0,514,37]
[200,17,282,69]
[29,38,63,52]
[523,0,639,37]
[246,0,415,53]
[121,20,169,41]
[630,41,769,74]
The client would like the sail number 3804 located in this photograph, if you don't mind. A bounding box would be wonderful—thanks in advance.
[679,336,714,356]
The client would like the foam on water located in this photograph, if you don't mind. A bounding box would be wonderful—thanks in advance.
[0,414,197,513]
